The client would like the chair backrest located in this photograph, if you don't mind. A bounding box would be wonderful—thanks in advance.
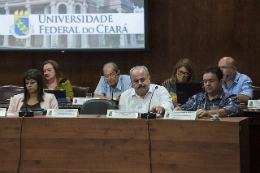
[80,99,117,115]
[72,85,90,97]
[252,86,260,100]
[0,85,24,102]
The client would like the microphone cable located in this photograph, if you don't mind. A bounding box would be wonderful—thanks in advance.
[17,115,25,173]
[147,116,153,173]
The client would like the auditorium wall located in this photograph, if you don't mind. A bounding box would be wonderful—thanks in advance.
[0,0,259,93]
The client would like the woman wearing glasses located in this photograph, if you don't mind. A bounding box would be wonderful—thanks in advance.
[42,60,74,102]
[162,59,195,98]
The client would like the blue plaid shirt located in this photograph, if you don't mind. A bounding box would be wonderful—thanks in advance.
[180,90,241,116]
[94,75,132,97]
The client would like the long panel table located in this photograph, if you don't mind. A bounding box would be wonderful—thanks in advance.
[149,117,249,173]
[0,116,249,173]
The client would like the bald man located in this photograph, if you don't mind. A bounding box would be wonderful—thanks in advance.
[218,57,252,103]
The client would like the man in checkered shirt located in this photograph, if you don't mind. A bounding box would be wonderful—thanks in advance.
[174,67,241,118]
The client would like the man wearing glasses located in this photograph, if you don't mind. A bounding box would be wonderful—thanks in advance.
[174,67,241,117]
[218,57,252,103]
[94,62,132,100]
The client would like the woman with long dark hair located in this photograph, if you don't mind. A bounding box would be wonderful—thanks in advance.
[8,69,58,113]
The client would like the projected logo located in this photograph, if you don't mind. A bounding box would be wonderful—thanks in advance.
[9,10,34,39]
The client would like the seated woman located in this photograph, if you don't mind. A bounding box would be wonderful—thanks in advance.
[42,60,74,102]
[8,69,58,113]
[162,58,195,96]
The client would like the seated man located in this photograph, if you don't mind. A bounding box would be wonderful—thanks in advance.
[218,57,252,103]
[94,62,132,100]
[119,66,174,115]
[174,67,241,118]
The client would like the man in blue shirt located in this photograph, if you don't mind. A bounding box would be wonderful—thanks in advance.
[174,67,241,117]
[94,62,132,100]
[218,57,252,103]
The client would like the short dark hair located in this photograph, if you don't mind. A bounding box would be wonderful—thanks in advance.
[204,67,223,81]
[23,69,44,102]
[103,62,119,73]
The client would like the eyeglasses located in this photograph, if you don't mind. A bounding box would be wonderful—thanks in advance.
[219,66,234,70]
[203,79,216,84]
[104,73,117,79]
[177,70,190,76]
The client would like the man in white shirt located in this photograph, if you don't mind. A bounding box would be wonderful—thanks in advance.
[119,66,174,115]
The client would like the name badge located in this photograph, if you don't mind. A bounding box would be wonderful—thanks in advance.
[164,111,197,120]
[0,108,6,117]
[72,97,91,105]
[106,109,139,119]
[46,109,78,117]
[247,100,260,109]
[72,97,99,105]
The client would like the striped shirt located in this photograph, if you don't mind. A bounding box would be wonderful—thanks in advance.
[180,90,241,116]
[161,78,176,96]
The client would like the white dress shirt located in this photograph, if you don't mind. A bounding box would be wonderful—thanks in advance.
[119,84,174,113]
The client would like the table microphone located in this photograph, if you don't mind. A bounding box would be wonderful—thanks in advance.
[141,86,158,119]
[111,88,119,105]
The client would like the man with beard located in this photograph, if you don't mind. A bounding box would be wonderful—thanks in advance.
[218,57,252,103]
[119,66,174,115]
[174,67,241,117]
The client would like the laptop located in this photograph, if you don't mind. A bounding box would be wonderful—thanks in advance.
[44,89,66,105]
[176,82,202,104]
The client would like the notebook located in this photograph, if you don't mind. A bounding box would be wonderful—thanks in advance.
[176,82,202,104]
[44,89,66,105]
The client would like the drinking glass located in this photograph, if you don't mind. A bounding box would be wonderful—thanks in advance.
[86,93,92,98]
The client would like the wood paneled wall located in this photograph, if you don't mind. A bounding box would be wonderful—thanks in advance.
[0,0,259,93]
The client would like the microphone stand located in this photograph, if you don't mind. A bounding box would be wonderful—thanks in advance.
[141,86,158,119]
[111,88,119,105]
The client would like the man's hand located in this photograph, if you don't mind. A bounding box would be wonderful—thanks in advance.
[196,109,210,118]
[149,106,165,115]
[174,107,183,111]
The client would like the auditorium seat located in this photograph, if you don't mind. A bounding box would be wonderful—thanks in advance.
[0,85,24,103]
[252,86,260,100]
[72,85,90,97]
[80,99,116,115]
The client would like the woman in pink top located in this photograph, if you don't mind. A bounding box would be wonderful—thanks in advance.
[8,69,58,113]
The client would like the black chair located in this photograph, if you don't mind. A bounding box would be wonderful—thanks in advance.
[0,85,24,103]
[72,85,90,97]
[80,99,117,115]
[252,86,260,100]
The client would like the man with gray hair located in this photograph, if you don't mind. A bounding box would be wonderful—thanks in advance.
[119,66,174,115]
[94,62,132,100]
